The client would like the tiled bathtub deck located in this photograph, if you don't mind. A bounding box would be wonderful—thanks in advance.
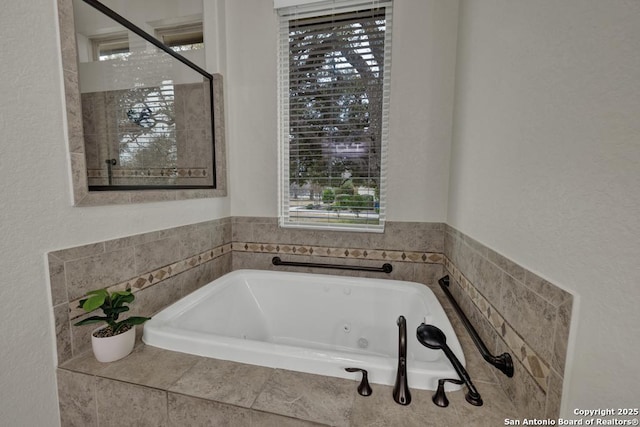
[57,295,522,427]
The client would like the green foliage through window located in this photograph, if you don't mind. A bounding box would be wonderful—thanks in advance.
[280,4,391,229]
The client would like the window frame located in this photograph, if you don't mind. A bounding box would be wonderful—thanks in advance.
[277,0,393,233]
[155,22,204,52]
[91,32,130,61]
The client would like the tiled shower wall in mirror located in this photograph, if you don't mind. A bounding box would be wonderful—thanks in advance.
[83,82,213,187]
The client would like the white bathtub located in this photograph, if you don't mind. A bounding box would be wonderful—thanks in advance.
[143,269,465,391]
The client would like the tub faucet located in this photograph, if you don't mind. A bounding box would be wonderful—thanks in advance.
[416,323,483,406]
[393,315,411,405]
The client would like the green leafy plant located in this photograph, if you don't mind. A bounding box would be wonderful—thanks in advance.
[74,289,150,336]
[322,188,335,204]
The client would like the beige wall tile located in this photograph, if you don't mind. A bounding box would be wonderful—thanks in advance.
[59,351,110,377]
[252,369,354,427]
[183,83,206,129]
[502,274,557,363]
[214,221,232,247]
[232,217,273,242]
[130,191,178,204]
[382,222,444,252]
[168,393,252,426]
[179,263,212,297]
[545,369,563,420]
[487,248,526,282]
[95,378,168,427]
[525,270,572,307]
[70,311,100,357]
[552,298,573,376]
[54,304,72,365]
[50,242,105,262]
[184,128,213,169]
[65,247,136,300]
[63,73,84,154]
[169,358,273,407]
[98,345,201,390]
[57,369,97,427]
[452,381,520,426]
[178,252,232,297]
[232,251,274,271]
[413,263,444,288]
[130,275,183,318]
[462,233,489,257]
[103,230,161,253]
[133,236,179,274]
[177,224,212,259]
[57,0,77,71]
[456,331,501,385]
[48,254,68,306]
[250,410,326,426]
[472,254,504,308]
[496,336,547,418]
[350,383,464,427]
[447,274,499,355]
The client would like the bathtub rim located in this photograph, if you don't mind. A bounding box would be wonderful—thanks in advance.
[143,269,466,391]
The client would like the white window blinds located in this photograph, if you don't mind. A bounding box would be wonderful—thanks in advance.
[278,0,392,232]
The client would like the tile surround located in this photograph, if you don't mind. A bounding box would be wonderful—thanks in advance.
[58,305,520,426]
[50,217,233,363]
[96,377,169,427]
[49,216,571,424]
[444,258,552,391]
[444,225,573,419]
[252,369,356,426]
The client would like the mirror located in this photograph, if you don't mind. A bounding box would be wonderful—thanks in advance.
[57,0,226,204]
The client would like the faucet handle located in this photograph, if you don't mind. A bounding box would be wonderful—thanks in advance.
[432,378,464,407]
[345,368,373,396]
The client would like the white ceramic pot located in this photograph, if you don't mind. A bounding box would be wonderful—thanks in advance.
[91,325,136,363]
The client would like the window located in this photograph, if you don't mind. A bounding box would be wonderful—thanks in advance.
[92,32,130,61]
[278,1,392,232]
[156,23,204,53]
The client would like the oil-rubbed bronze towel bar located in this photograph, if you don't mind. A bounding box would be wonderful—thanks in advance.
[272,256,393,273]
[438,275,514,377]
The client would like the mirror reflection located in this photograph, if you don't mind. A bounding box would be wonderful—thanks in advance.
[73,0,215,189]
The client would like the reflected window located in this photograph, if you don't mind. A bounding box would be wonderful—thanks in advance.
[156,23,204,53]
[92,32,130,61]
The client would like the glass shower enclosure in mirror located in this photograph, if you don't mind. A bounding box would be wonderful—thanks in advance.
[73,0,216,189]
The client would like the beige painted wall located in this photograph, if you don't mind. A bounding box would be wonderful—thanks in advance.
[448,0,640,415]
[225,0,459,222]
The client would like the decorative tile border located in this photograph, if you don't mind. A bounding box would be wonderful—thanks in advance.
[67,241,443,320]
[444,256,551,391]
[87,168,209,178]
[234,242,444,264]
[68,243,232,320]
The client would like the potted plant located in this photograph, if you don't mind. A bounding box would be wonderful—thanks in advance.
[74,288,150,362]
